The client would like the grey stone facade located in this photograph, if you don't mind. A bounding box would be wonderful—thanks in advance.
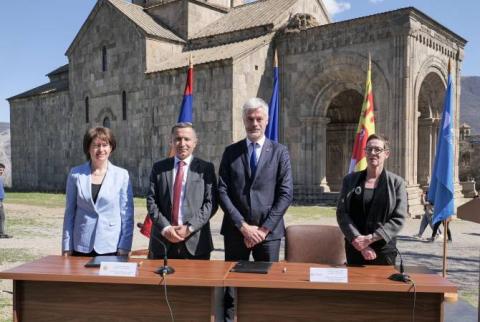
[8,0,466,216]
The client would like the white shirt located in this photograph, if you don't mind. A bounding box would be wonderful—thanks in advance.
[161,154,193,235]
[246,136,265,166]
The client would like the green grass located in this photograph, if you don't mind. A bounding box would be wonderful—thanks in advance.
[0,248,39,265]
[4,192,146,210]
[286,206,336,219]
[0,297,12,322]
[4,192,66,208]
[6,217,57,238]
[460,290,479,308]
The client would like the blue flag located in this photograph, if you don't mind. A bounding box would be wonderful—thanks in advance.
[428,71,455,225]
[265,52,279,142]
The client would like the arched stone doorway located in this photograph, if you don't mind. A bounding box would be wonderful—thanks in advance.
[326,89,363,191]
[417,72,445,188]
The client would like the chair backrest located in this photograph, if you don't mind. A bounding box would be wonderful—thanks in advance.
[285,225,346,265]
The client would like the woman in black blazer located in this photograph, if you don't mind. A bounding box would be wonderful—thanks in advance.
[336,134,407,265]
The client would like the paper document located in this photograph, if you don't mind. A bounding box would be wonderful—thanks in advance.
[309,267,348,283]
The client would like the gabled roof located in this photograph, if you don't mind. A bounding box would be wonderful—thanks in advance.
[8,80,68,101]
[67,0,184,55]
[108,0,184,42]
[191,0,298,39]
[46,64,69,77]
[148,33,274,73]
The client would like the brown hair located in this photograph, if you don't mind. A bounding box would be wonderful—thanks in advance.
[366,133,390,151]
[83,127,116,160]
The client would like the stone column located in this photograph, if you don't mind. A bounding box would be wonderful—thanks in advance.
[317,117,331,192]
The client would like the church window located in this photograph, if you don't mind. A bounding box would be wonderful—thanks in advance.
[122,91,127,120]
[102,46,107,72]
[85,97,89,123]
[103,117,111,128]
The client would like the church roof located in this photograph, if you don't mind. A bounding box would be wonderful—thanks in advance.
[8,80,68,101]
[107,0,184,43]
[148,33,274,73]
[46,64,69,77]
[191,0,298,40]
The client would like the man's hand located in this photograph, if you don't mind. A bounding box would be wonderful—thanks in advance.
[174,225,191,239]
[241,225,269,248]
[163,226,185,243]
[240,223,264,248]
[361,246,377,261]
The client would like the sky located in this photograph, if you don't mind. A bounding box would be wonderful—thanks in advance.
[0,0,478,123]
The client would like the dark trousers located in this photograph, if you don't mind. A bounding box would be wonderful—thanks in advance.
[72,250,117,257]
[167,242,211,260]
[345,242,397,266]
[431,221,452,241]
[149,241,211,260]
[223,236,281,322]
[0,201,5,235]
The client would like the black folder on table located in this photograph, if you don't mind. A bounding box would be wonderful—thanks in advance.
[84,255,129,268]
[230,261,272,274]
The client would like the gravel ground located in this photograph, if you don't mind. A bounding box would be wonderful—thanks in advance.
[1,203,478,321]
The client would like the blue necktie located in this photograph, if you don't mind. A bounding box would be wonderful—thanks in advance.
[250,142,257,177]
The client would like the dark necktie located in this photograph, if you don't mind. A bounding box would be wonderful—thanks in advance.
[172,161,185,226]
[250,142,257,177]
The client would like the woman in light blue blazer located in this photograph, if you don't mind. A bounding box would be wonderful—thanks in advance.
[62,127,134,256]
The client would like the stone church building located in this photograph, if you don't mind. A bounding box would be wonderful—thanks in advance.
[8,0,466,215]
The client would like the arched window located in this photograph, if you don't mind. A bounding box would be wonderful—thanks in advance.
[102,46,107,72]
[122,91,127,121]
[103,117,111,128]
[85,97,89,123]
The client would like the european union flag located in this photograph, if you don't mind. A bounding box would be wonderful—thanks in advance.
[428,68,455,225]
[265,51,279,142]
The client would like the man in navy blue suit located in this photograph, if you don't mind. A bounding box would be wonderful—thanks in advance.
[219,97,293,321]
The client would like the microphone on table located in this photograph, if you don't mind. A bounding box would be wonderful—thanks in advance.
[148,231,175,276]
[388,246,410,283]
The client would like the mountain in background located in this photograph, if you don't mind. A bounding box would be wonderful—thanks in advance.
[460,76,480,134]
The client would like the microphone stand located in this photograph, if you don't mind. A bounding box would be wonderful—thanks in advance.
[149,233,175,275]
[388,246,410,283]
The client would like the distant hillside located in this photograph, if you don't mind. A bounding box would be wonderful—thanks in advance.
[461,76,480,134]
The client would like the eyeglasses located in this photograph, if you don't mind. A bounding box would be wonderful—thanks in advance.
[364,147,387,155]
[91,143,110,150]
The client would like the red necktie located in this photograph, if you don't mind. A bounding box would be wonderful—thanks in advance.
[171,161,185,226]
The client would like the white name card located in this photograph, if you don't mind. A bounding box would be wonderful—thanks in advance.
[309,267,348,283]
[99,262,137,277]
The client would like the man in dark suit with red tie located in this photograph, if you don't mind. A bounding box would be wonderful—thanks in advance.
[147,123,217,260]
[219,97,293,321]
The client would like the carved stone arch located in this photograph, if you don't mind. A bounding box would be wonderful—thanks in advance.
[291,51,390,192]
[414,55,448,187]
[95,107,117,124]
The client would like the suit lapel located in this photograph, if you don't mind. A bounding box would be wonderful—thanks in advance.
[165,157,175,202]
[252,138,272,184]
[95,161,113,208]
[183,157,199,220]
[240,140,251,178]
[77,162,95,209]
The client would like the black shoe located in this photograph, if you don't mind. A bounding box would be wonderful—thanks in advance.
[0,234,13,238]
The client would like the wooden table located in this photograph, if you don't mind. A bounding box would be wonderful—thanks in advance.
[1,257,457,322]
[225,262,457,322]
[0,256,232,322]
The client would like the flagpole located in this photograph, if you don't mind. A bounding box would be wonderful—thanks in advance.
[442,220,448,277]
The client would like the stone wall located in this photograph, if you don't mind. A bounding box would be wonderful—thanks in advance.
[10,91,70,191]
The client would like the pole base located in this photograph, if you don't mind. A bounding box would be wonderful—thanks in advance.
[154,266,175,275]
